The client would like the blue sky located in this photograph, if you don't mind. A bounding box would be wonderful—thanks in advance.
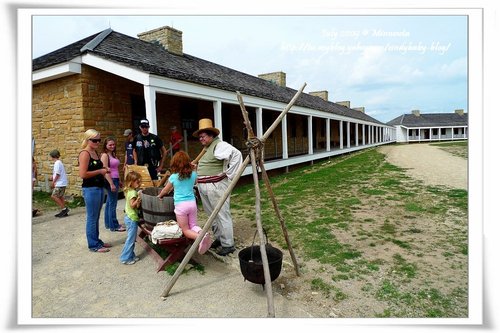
[32,14,468,123]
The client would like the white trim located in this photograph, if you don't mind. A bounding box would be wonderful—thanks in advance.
[82,54,151,84]
[32,61,81,84]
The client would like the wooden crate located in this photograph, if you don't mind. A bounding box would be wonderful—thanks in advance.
[124,165,170,188]
[124,165,155,188]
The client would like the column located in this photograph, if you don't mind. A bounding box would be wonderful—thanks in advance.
[346,121,351,148]
[362,124,365,145]
[308,116,313,154]
[213,100,223,139]
[143,85,157,133]
[355,123,359,146]
[256,107,263,138]
[282,115,288,159]
[326,119,331,151]
[339,120,344,149]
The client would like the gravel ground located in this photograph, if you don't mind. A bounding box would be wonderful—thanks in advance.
[378,143,467,190]
[26,142,468,324]
[30,199,315,320]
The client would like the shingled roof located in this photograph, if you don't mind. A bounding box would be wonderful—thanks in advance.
[387,112,468,127]
[33,29,384,125]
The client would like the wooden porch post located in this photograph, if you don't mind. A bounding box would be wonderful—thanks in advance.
[346,121,351,148]
[326,119,331,151]
[362,124,365,145]
[308,116,313,154]
[282,115,288,159]
[213,100,223,139]
[143,85,157,133]
[339,120,343,149]
[355,123,359,146]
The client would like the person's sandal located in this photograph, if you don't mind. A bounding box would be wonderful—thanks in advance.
[102,243,113,248]
[96,247,110,253]
[198,234,213,255]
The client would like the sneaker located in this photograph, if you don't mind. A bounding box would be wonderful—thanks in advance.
[121,259,136,265]
[210,239,221,249]
[56,207,69,217]
[198,234,213,255]
[216,246,235,256]
[134,256,140,261]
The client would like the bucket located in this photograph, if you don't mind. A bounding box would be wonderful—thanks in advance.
[140,187,175,226]
[238,230,283,286]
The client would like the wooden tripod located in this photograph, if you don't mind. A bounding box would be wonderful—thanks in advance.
[160,83,306,317]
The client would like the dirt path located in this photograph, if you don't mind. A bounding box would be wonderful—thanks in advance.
[28,200,314,320]
[26,143,467,322]
[378,143,467,190]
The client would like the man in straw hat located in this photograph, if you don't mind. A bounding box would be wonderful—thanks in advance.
[193,118,243,256]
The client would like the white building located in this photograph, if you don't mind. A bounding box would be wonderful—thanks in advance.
[387,110,468,143]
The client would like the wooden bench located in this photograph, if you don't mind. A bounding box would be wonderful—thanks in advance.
[136,221,193,273]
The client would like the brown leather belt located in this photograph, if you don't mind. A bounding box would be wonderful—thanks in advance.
[197,174,227,183]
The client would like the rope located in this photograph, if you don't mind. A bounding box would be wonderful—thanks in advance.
[246,137,264,165]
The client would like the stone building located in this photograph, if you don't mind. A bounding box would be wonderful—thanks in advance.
[32,26,395,195]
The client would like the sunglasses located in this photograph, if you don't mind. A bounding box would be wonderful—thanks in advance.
[89,138,101,143]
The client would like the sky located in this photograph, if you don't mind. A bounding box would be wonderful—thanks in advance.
[31,14,468,123]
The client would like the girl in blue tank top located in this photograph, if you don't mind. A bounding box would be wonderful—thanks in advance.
[157,151,212,254]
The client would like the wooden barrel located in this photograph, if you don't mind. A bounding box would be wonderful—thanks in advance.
[140,187,175,226]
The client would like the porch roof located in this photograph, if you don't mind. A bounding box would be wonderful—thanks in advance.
[387,112,468,128]
[33,29,385,125]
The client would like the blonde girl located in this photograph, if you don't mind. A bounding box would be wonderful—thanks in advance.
[120,171,142,265]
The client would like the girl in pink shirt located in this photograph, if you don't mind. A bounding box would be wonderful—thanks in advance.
[101,137,125,232]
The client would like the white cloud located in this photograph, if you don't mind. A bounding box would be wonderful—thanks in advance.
[435,57,467,80]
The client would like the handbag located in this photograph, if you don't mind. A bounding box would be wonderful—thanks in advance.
[151,220,183,244]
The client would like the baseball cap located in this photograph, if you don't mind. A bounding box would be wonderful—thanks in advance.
[123,129,133,136]
[140,119,150,127]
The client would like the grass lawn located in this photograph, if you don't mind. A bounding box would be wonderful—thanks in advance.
[231,145,468,317]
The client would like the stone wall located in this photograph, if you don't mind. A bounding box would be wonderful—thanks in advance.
[32,65,142,195]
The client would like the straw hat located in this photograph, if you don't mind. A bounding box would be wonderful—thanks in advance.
[192,118,220,137]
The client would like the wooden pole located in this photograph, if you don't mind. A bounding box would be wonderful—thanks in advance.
[191,147,207,164]
[237,88,303,277]
[236,84,306,315]
[261,83,307,142]
[166,138,184,157]
[161,155,250,298]
[259,159,300,276]
[238,92,275,316]
[157,147,206,188]
[161,83,306,302]
[249,149,275,317]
